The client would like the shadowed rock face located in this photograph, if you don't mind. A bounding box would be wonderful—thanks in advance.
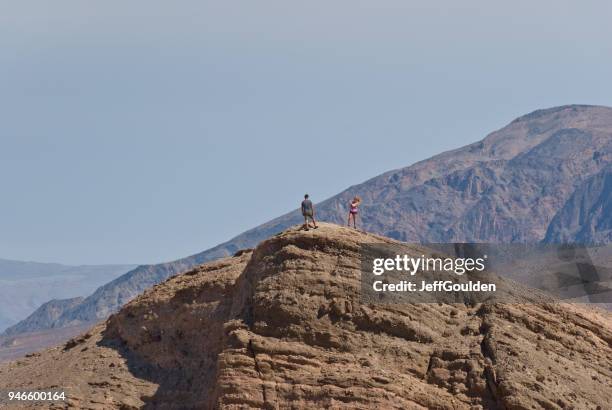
[12,104,612,335]
[2,224,610,409]
[545,165,612,244]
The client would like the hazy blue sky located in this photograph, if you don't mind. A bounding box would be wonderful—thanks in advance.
[2,1,612,264]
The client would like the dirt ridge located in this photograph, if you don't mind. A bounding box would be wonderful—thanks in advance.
[1,223,611,409]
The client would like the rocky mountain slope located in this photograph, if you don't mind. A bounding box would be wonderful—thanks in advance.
[2,298,85,337]
[1,224,610,409]
[11,104,612,336]
[545,164,612,244]
[0,259,134,333]
[0,324,94,364]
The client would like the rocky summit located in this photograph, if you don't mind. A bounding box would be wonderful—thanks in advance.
[20,104,612,336]
[1,223,611,409]
[9,105,612,342]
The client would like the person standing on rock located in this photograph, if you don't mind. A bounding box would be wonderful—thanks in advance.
[347,196,361,229]
[301,194,318,231]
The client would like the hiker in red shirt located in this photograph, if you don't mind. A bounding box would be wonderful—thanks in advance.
[347,196,361,229]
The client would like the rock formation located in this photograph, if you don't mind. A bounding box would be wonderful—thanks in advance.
[14,105,612,336]
[545,165,612,244]
[2,224,610,409]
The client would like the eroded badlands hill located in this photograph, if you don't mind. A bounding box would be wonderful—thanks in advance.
[1,224,611,409]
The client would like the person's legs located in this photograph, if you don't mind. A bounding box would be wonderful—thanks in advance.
[349,212,357,228]
[347,213,351,226]
[303,215,309,230]
[311,215,317,228]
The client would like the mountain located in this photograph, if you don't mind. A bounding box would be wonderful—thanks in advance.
[545,164,612,244]
[0,324,94,364]
[10,104,612,336]
[1,224,610,409]
[2,297,85,336]
[31,260,210,331]
[0,259,135,333]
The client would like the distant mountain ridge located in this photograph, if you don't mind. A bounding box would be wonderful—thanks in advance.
[0,259,135,333]
[9,104,612,336]
[0,258,134,281]
[545,164,612,244]
[2,297,85,336]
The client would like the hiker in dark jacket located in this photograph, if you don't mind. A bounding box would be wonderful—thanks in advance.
[301,194,318,230]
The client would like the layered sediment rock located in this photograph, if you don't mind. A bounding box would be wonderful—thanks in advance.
[1,224,611,409]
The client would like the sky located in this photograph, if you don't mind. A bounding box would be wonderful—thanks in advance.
[1,0,612,265]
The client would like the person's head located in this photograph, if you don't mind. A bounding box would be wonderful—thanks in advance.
[353,196,361,203]
[304,194,309,199]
